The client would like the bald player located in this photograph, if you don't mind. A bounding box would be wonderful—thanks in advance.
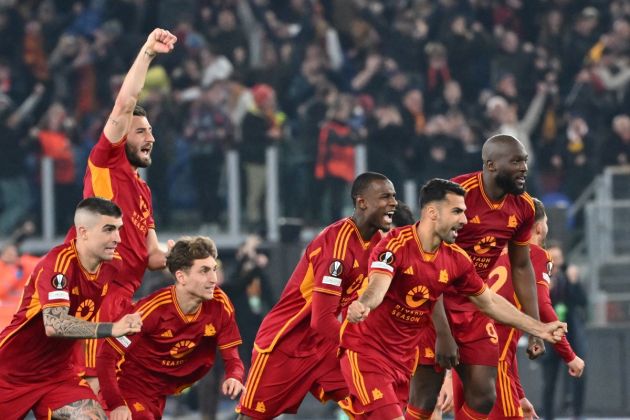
[0,198,141,419]
[408,135,543,420]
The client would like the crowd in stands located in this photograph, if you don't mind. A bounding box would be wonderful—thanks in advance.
[0,0,629,236]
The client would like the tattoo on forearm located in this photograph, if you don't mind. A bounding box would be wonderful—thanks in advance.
[52,398,107,419]
[108,117,120,126]
[43,306,101,338]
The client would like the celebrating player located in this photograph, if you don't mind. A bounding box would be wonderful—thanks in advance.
[487,198,585,419]
[67,28,177,385]
[0,198,141,419]
[408,134,544,419]
[98,236,244,419]
[236,172,397,419]
[340,178,566,420]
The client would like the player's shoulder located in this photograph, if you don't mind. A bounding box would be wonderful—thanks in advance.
[514,191,535,214]
[451,172,481,192]
[40,241,78,274]
[311,217,358,259]
[382,225,415,252]
[210,287,236,316]
[135,286,175,319]
[442,242,473,263]
[530,243,551,263]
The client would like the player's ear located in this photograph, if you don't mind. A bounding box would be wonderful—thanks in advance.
[485,159,496,172]
[174,269,186,285]
[356,196,367,211]
[77,225,88,239]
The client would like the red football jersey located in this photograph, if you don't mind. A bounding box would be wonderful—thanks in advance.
[103,286,242,400]
[254,218,380,357]
[0,240,120,382]
[444,171,535,312]
[340,224,487,374]
[488,245,576,362]
[67,132,155,294]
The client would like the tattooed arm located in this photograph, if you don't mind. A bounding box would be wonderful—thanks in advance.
[52,398,108,420]
[43,306,143,338]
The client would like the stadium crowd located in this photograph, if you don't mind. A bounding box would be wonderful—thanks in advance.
[0,0,629,236]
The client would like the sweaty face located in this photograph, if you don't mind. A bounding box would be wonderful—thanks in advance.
[180,256,219,301]
[362,179,398,232]
[435,193,467,244]
[125,116,154,169]
[493,145,528,195]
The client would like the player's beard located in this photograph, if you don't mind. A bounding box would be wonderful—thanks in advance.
[496,170,525,195]
[126,143,151,168]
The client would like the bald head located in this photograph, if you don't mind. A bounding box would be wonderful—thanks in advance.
[481,134,526,164]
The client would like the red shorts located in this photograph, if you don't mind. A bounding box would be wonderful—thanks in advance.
[416,325,438,367]
[339,349,409,419]
[0,374,97,420]
[106,393,165,419]
[489,324,524,419]
[447,309,499,366]
[236,343,348,418]
[74,287,134,377]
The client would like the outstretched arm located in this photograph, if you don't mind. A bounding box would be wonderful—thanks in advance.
[103,28,177,143]
[468,288,566,343]
[43,306,142,338]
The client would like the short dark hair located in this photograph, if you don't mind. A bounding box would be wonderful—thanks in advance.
[419,178,466,209]
[351,172,389,206]
[533,197,546,222]
[166,236,218,275]
[392,201,415,227]
[133,105,147,117]
[75,197,122,218]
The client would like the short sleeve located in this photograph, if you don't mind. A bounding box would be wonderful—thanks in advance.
[89,132,127,169]
[37,256,71,309]
[309,230,351,298]
[215,290,243,350]
[367,229,406,279]
[512,200,535,245]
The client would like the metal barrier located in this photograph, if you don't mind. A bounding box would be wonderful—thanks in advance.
[41,157,55,242]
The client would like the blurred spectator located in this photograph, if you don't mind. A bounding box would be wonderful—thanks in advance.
[32,101,79,233]
[541,244,588,420]
[184,82,233,227]
[240,84,284,231]
[223,235,273,371]
[602,114,630,166]
[0,221,38,328]
[315,94,358,223]
[0,84,45,236]
[551,114,597,200]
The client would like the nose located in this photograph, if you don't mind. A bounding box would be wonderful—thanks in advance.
[519,161,528,172]
[113,229,121,243]
[146,130,155,143]
[208,271,218,285]
[460,213,468,225]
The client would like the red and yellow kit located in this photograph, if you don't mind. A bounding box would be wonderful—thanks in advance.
[417,172,536,367]
[98,286,243,418]
[339,224,486,417]
[237,218,380,419]
[0,240,120,419]
[67,132,156,374]
[488,245,577,419]
[69,132,155,297]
